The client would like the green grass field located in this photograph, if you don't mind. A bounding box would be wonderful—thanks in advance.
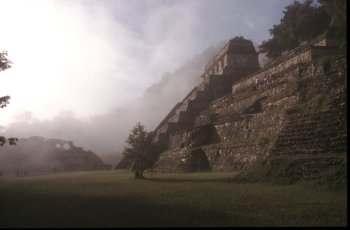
[0,170,347,227]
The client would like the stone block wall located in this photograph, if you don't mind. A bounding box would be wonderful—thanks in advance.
[166,64,306,171]
[202,143,270,171]
[271,109,347,155]
[203,37,259,79]
[152,34,345,173]
[232,48,312,95]
[154,73,252,148]
[153,37,260,148]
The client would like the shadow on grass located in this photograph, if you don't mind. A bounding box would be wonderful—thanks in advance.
[0,193,235,228]
[144,177,235,184]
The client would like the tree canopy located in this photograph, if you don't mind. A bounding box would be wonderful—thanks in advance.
[259,0,342,59]
[318,0,347,51]
[122,122,160,179]
[0,50,12,71]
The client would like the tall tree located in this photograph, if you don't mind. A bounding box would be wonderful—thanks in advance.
[0,50,17,146]
[259,0,331,59]
[122,122,160,179]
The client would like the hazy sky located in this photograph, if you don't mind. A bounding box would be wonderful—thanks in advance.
[0,0,294,126]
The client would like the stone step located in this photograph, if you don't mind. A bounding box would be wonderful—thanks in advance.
[275,135,347,143]
[272,107,347,156]
[271,145,346,155]
[281,119,345,128]
[152,152,188,172]
[278,137,346,144]
[275,136,347,145]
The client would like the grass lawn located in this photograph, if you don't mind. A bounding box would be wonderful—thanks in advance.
[0,170,347,227]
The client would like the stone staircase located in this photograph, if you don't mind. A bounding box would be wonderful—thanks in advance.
[152,151,188,173]
[271,105,347,156]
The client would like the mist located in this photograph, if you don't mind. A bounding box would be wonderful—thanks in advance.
[0,0,294,165]
[1,43,225,165]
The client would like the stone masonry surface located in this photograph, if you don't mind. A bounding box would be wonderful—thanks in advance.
[151,34,346,172]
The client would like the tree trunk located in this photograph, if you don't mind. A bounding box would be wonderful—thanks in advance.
[134,170,145,179]
[135,170,140,179]
[140,170,144,179]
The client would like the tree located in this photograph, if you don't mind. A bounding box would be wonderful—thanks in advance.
[318,0,347,52]
[122,122,160,179]
[0,50,18,146]
[1,51,12,108]
[259,0,331,59]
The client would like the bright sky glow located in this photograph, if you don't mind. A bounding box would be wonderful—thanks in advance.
[0,0,293,125]
[0,0,295,159]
